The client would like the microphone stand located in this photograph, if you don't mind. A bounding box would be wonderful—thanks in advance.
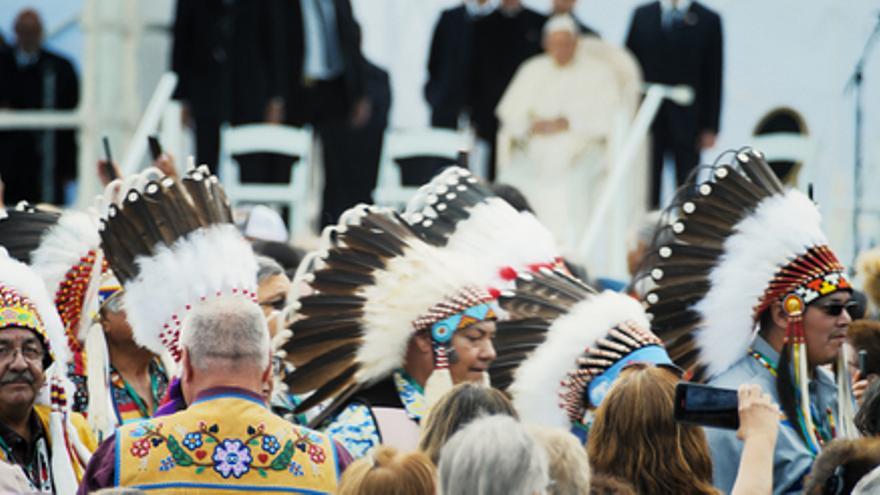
[846,15,880,267]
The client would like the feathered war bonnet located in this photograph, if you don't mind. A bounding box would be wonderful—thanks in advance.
[29,210,115,374]
[98,166,258,366]
[637,148,852,451]
[489,268,669,438]
[283,204,498,425]
[0,202,61,264]
[0,251,91,493]
[403,167,563,287]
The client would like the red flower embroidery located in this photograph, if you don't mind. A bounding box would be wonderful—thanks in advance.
[130,438,151,458]
[308,444,325,464]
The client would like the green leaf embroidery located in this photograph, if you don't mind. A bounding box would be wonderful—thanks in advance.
[195,466,205,475]
[205,437,215,443]
[248,439,259,447]
[166,435,195,467]
[270,440,294,471]
[258,468,267,478]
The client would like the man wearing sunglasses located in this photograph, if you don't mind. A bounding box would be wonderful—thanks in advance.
[638,150,860,495]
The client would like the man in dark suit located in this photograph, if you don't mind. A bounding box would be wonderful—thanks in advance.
[425,0,494,130]
[171,0,283,172]
[276,0,368,227]
[625,0,723,207]
[470,0,546,180]
[318,58,390,225]
[551,0,600,37]
[0,9,79,205]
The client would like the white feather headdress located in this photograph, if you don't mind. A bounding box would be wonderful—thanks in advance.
[31,210,107,358]
[638,148,849,380]
[491,269,665,429]
[99,166,258,361]
[404,167,562,289]
[284,205,497,425]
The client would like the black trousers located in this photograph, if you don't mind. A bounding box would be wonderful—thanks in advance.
[649,117,699,208]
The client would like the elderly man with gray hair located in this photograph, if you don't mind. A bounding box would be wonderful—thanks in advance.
[439,415,550,495]
[78,296,352,494]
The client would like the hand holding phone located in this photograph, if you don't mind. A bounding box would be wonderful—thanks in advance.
[674,382,740,430]
[734,384,780,442]
[148,135,163,161]
[859,350,869,377]
[101,136,118,181]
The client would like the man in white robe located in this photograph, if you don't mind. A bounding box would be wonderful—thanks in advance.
[496,15,643,274]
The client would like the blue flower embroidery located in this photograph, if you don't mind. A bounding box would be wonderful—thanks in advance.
[262,435,280,454]
[182,432,203,450]
[159,456,176,472]
[288,461,304,477]
[212,439,252,479]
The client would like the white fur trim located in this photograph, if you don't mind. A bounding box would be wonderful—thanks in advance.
[122,224,258,357]
[0,253,69,367]
[507,291,649,428]
[85,321,115,440]
[694,190,829,378]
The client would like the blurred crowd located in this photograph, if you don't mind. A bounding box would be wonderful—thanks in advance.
[7,2,880,495]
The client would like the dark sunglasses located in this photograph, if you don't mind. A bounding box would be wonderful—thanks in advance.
[815,301,860,317]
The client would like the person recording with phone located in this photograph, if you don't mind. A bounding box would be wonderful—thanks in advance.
[637,151,858,494]
[587,364,779,495]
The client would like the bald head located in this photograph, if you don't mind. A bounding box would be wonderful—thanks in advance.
[14,9,43,54]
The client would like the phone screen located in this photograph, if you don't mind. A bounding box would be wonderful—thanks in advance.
[674,382,739,430]
[148,135,163,161]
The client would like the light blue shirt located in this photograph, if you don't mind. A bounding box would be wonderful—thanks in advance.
[704,336,839,495]
[301,0,344,80]
[660,0,693,29]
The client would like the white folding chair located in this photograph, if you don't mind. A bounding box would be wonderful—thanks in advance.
[218,124,315,236]
[374,127,470,208]
[749,132,816,185]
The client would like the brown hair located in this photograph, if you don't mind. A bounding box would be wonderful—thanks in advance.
[587,364,719,495]
[419,382,518,464]
[337,445,436,495]
[849,319,880,376]
[589,474,637,495]
[803,437,880,495]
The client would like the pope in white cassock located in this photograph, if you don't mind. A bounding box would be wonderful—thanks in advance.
[496,14,644,275]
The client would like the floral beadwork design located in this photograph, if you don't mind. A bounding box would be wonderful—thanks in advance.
[212,439,252,478]
[126,420,327,479]
[288,461,304,476]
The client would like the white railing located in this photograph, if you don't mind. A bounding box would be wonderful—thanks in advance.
[120,72,178,176]
[0,110,82,130]
[575,83,694,260]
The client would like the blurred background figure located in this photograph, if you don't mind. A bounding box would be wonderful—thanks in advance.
[625,0,723,207]
[496,14,639,252]
[315,53,390,226]
[0,8,78,205]
[276,0,371,227]
[469,0,545,180]
[171,0,283,173]
[549,0,599,37]
[425,0,495,130]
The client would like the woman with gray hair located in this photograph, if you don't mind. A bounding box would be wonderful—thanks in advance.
[439,415,549,495]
